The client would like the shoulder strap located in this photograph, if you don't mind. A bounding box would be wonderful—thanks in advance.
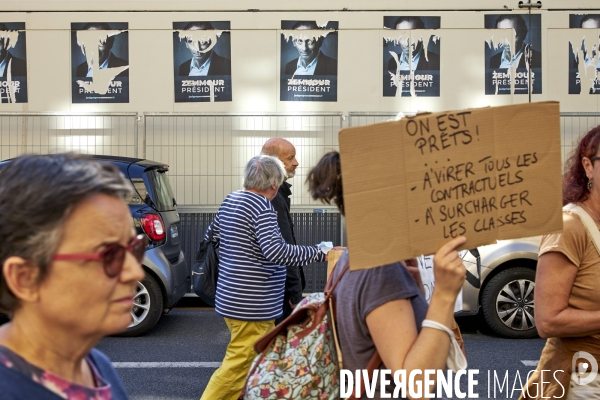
[327,257,382,400]
[564,203,600,256]
[208,222,215,241]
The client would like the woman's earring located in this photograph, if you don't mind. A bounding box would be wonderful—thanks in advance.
[588,178,593,191]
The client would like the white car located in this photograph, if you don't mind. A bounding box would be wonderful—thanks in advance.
[458,237,541,338]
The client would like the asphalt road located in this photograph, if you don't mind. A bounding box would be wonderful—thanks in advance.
[96,299,547,400]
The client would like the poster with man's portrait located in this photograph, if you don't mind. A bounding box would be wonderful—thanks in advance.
[280,20,338,102]
[568,14,600,94]
[71,22,129,103]
[484,14,542,95]
[173,21,232,102]
[0,22,27,103]
[383,16,440,97]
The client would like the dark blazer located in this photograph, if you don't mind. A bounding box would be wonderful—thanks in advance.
[284,52,337,76]
[0,52,27,78]
[75,52,129,78]
[387,49,440,72]
[178,51,231,76]
[489,47,541,69]
[271,182,306,322]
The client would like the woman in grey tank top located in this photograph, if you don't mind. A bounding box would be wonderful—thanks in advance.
[307,151,467,399]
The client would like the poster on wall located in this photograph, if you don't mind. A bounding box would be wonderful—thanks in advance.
[484,14,542,95]
[173,21,232,102]
[71,22,129,103]
[383,16,440,97]
[568,14,600,94]
[0,22,27,103]
[280,20,338,102]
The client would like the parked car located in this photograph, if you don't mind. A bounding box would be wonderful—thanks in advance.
[458,236,541,338]
[0,155,189,336]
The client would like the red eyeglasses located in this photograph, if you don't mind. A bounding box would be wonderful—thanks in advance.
[52,234,148,277]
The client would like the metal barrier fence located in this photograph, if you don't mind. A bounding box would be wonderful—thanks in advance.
[348,111,600,165]
[179,212,341,293]
[560,113,600,163]
[144,113,343,207]
[0,113,138,159]
[2,110,597,294]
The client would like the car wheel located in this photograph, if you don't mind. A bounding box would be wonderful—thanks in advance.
[116,273,164,337]
[481,267,537,338]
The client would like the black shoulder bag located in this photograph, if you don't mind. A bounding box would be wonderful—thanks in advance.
[192,226,219,307]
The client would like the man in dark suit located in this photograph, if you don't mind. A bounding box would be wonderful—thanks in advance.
[386,16,440,73]
[489,14,541,69]
[178,21,231,76]
[0,23,26,78]
[284,20,337,76]
[75,22,129,78]
[261,138,304,324]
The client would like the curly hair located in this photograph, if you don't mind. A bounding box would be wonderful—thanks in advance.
[563,125,600,205]
[306,151,344,215]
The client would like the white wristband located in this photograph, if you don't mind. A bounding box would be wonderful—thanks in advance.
[422,319,454,336]
[421,319,468,372]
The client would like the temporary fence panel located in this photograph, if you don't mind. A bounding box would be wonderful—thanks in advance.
[147,113,344,294]
[0,113,138,160]
[144,113,342,207]
[347,112,398,128]
[560,113,600,164]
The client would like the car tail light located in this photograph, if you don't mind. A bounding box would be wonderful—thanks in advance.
[140,214,166,241]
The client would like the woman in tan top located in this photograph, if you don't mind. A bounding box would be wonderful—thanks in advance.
[521,125,600,399]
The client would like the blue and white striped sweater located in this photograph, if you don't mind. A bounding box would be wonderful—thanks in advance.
[207,190,325,321]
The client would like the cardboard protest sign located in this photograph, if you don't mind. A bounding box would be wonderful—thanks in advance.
[339,101,563,271]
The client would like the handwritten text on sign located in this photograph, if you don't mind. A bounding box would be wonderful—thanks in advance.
[409,112,537,237]
[339,102,563,270]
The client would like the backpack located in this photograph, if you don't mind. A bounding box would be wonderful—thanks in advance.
[243,261,381,400]
[191,225,219,307]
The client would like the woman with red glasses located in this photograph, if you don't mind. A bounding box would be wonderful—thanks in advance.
[0,153,145,399]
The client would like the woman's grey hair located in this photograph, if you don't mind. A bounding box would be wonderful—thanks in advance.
[0,153,133,314]
[243,155,286,191]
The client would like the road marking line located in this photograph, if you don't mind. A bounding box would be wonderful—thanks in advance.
[521,360,539,366]
[112,362,221,368]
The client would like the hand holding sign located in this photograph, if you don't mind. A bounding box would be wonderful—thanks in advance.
[432,236,467,301]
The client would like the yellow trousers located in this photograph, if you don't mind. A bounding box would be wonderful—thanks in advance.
[200,317,274,400]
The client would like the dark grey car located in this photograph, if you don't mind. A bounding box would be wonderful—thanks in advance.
[0,155,190,336]
[100,156,189,336]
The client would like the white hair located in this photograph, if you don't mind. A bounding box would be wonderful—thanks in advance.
[243,155,286,191]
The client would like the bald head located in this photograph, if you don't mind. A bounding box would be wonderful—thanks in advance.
[261,138,298,179]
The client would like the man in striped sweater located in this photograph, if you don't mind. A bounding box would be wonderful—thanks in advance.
[199,155,327,400]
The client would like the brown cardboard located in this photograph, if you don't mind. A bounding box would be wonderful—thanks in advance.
[339,102,563,271]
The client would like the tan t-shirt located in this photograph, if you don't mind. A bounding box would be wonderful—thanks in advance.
[539,210,600,315]
[520,209,600,399]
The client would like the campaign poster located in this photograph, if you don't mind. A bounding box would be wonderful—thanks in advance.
[568,14,600,94]
[383,16,440,97]
[280,20,338,102]
[0,22,27,103]
[484,14,542,95]
[71,22,129,103]
[173,21,232,102]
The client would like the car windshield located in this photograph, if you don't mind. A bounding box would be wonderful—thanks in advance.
[144,167,176,211]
